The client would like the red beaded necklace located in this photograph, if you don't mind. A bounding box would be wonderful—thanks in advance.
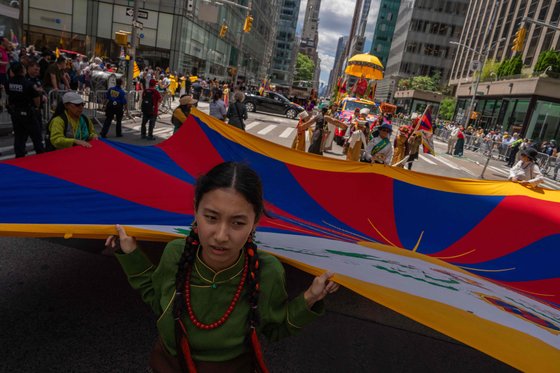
[184,252,248,330]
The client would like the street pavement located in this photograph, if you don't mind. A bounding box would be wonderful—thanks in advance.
[0,101,537,371]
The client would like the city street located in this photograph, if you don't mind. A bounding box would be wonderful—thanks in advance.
[0,100,529,372]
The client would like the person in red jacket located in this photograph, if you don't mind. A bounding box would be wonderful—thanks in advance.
[140,79,162,140]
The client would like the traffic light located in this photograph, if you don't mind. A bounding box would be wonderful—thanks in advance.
[243,15,254,33]
[219,23,228,38]
[511,26,527,52]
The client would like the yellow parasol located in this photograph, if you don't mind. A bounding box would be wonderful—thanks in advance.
[344,53,384,80]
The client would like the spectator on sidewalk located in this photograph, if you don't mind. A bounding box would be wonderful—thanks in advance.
[140,79,162,140]
[209,90,227,121]
[47,92,98,150]
[226,91,248,130]
[0,37,10,102]
[5,62,44,158]
[453,126,465,157]
[172,95,197,133]
[43,56,68,93]
[101,78,127,138]
[508,148,544,187]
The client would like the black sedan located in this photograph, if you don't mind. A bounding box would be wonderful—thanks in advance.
[243,91,304,119]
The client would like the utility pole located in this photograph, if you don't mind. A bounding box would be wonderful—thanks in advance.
[126,0,140,92]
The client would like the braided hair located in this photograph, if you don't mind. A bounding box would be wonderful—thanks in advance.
[173,162,265,367]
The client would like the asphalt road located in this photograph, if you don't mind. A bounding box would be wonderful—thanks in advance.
[0,236,518,372]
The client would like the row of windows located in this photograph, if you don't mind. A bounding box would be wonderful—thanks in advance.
[406,42,452,59]
[401,63,448,80]
[415,0,469,15]
[409,20,462,38]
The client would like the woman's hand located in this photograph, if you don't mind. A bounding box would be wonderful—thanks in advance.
[74,139,92,148]
[304,272,340,308]
[105,224,137,254]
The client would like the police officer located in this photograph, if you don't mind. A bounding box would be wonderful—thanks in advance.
[5,62,44,158]
[26,60,46,134]
[100,78,127,138]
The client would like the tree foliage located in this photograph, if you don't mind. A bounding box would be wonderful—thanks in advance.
[481,59,501,80]
[497,55,523,78]
[534,50,560,74]
[397,75,439,91]
[294,53,315,83]
[438,97,456,120]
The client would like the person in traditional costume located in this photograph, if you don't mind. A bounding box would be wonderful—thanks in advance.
[106,162,340,372]
[363,122,393,164]
[406,130,423,170]
[346,119,368,162]
[291,110,310,151]
[301,107,347,155]
[352,74,368,98]
[392,125,410,167]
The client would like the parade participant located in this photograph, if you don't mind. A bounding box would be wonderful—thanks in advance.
[226,91,248,130]
[343,108,368,154]
[172,95,197,133]
[5,62,44,157]
[106,161,339,372]
[140,79,162,140]
[453,126,465,157]
[363,122,393,164]
[508,148,544,187]
[223,83,230,107]
[209,90,227,121]
[301,107,347,155]
[346,119,368,162]
[392,125,409,167]
[100,78,127,138]
[446,123,459,155]
[47,91,98,150]
[406,131,423,170]
[291,111,310,151]
[351,74,368,98]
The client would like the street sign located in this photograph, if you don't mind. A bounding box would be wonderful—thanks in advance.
[132,20,143,29]
[126,7,148,19]
[469,60,482,72]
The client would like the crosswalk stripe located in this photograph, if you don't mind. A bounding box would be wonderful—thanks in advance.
[460,167,476,177]
[488,166,509,176]
[279,128,295,138]
[419,155,437,165]
[257,125,276,135]
[245,121,261,130]
[428,154,460,170]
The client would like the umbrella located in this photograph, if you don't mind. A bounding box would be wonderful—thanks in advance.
[345,53,384,80]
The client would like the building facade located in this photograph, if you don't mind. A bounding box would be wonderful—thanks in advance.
[271,0,301,90]
[327,36,348,94]
[298,0,321,90]
[376,0,469,102]
[369,0,402,69]
[450,0,560,144]
[20,0,279,83]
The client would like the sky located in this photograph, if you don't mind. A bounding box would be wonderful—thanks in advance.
[297,0,381,87]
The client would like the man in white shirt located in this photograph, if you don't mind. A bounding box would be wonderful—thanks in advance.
[364,123,393,164]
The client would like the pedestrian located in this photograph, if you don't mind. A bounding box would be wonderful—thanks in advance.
[209,90,227,121]
[105,161,339,371]
[508,148,544,187]
[453,126,465,157]
[172,95,197,133]
[291,110,309,151]
[101,78,127,138]
[140,79,162,140]
[226,91,248,130]
[406,131,423,170]
[446,123,459,154]
[46,91,98,150]
[363,122,393,164]
[4,62,44,157]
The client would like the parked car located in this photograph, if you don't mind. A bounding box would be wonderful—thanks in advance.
[334,97,378,145]
[244,91,304,119]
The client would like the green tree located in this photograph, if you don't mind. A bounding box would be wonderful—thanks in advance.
[497,55,523,78]
[410,76,437,91]
[438,97,456,120]
[481,59,501,80]
[294,53,315,83]
[534,50,560,74]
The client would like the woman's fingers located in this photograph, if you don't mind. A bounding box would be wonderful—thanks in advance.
[104,235,115,247]
[115,224,128,239]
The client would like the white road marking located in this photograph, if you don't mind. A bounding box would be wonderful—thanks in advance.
[419,155,437,165]
[279,127,295,138]
[429,154,460,170]
[460,167,476,176]
[245,121,261,130]
[257,125,276,135]
[488,166,509,176]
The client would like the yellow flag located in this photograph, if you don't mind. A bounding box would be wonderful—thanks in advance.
[55,48,60,58]
[133,61,141,78]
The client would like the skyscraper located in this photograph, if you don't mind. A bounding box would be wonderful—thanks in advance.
[327,36,348,94]
[370,0,402,69]
[299,0,322,90]
[271,0,302,90]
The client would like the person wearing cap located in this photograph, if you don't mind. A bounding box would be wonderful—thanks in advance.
[100,78,127,138]
[47,91,98,149]
[5,62,44,157]
[172,94,197,133]
[392,125,409,167]
[363,122,393,164]
[508,148,544,187]
[291,110,310,151]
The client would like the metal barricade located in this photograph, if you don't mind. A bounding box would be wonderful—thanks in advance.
[45,90,71,122]
[126,90,142,121]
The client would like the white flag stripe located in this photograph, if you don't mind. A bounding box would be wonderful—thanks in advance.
[257,125,276,135]
[279,128,295,138]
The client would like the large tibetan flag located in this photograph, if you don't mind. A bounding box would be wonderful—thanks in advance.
[0,108,559,371]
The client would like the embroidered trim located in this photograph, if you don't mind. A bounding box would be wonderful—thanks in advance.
[129,265,154,278]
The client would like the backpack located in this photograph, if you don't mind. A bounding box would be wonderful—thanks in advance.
[141,90,155,115]
[45,111,89,151]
